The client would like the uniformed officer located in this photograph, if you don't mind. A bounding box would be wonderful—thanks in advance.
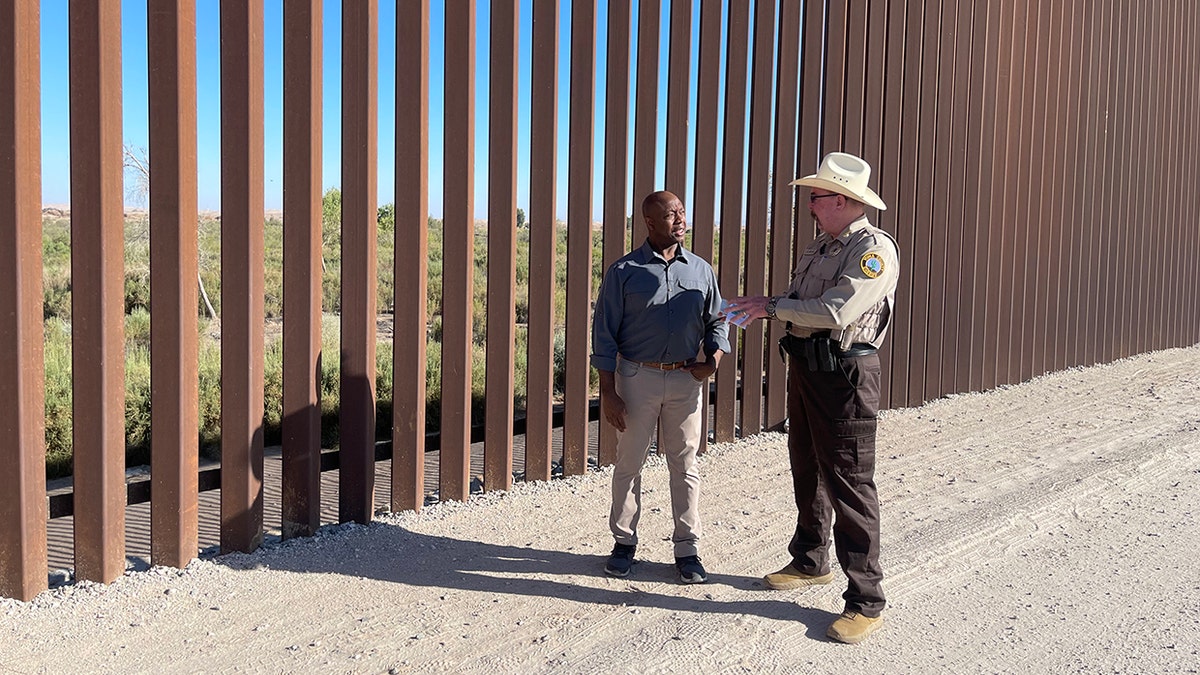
[723,152,899,645]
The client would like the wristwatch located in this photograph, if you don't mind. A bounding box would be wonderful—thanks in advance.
[765,295,779,320]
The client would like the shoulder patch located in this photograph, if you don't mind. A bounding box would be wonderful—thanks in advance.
[860,252,885,279]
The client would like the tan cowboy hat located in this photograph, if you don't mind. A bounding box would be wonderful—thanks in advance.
[791,152,888,211]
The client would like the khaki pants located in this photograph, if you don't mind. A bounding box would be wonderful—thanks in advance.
[609,359,706,558]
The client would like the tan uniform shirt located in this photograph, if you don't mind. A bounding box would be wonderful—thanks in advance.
[774,215,900,348]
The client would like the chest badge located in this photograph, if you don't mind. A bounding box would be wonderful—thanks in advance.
[860,252,885,278]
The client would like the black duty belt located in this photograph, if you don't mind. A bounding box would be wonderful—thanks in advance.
[778,333,876,372]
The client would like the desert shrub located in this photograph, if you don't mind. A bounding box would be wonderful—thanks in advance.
[44,319,73,478]
[123,344,153,467]
[124,270,150,314]
[43,267,72,320]
[125,307,151,348]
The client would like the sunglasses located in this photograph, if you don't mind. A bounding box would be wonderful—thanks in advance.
[809,193,840,203]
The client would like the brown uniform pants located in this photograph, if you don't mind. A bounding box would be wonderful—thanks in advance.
[786,351,886,617]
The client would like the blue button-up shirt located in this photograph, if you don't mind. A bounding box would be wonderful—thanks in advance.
[590,240,730,372]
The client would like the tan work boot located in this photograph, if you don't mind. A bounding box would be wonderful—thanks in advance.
[826,611,883,644]
[762,564,835,590]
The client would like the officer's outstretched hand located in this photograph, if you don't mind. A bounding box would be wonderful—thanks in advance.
[721,295,770,326]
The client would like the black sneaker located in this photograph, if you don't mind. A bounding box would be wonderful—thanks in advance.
[675,555,708,584]
[605,544,636,577]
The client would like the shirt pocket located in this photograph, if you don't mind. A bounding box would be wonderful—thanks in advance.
[791,254,817,283]
[673,277,709,317]
[810,256,842,281]
[624,279,661,311]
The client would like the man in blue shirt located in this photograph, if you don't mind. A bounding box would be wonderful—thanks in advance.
[591,190,730,584]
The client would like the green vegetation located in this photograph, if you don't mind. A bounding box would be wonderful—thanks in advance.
[40,188,616,479]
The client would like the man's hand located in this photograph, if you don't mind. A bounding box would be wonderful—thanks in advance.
[721,295,771,325]
[601,391,627,432]
[598,370,626,432]
[682,350,722,381]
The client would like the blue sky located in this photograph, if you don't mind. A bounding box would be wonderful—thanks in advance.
[40,0,755,221]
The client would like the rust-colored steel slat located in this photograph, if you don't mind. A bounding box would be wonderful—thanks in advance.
[1067,5,1096,368]
[1144,3,1167,352]
[841,0,867,154]
[664,0,692,200]
[1151,1,1166,349]
[877,0,909,404]
[889,0,925,406]
[69,0,126,584]
[1115,2,1140,357]
[1007,0,1035,383]
[562,0,595,476]
[441,0,476,499]
[1151,0,1171,349]
[485,0,518,492]
[1001,0,1030,383]
[281,0,324,538]
[1186,2,1197,344]
[1094,0,1118,364]
[1099,0,1118,362]
[864,0,892,403]
[1153,2,1173,350]
[1184,0,1197,343]
[393,0,429,511]
[523,0,558,483]
[795,0,824,207]
[340,0,378,523]
[1023,0,1052,378]
[1175,1,1197,345]
[1046,1,1072,373]
[938,0,973,396]
[765,0,802,428]
[1185,1,1199,345]
[905,0,940,401]
[1031,0,1056,372]
[1087,2,1113,365]
[1111,0,1131,360]
[740,0,775,435]
[1109,0,1129,359]
[147,0,200,568]
[981,0,1016,389]
[599,0,630,468]
[714,0,749,443]
[1070,3,1095,366]
[0,0,48,602]
[690,0,721,265]
[691,0,722,453]
[961,0,996,393]
[632,0,661,209]
[950,0,977,391]
[1108,1,1133,361]
[1130,2,1148,351]
[821,0,847,152]
[860,0,887,182]
[219,0,265,551]
[923,0,955,400]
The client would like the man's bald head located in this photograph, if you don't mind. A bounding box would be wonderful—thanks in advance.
[642,190,680,218]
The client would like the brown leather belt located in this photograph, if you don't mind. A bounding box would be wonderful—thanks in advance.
[632,360,690,370]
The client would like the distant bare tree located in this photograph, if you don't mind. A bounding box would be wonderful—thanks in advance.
[123,144,217,319]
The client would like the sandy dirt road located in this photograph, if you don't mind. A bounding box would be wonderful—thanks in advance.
[3,346,1199,674]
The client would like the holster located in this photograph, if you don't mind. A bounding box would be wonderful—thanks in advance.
[778,334,838,372]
